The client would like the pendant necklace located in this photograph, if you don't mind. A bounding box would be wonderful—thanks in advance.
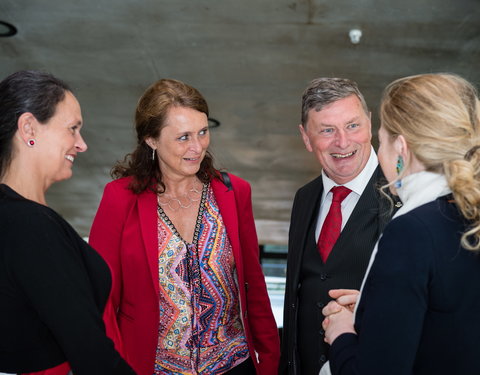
[158,181,203,211]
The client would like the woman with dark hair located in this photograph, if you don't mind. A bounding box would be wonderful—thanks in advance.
[0,70,136,375]
[89,79,280,375]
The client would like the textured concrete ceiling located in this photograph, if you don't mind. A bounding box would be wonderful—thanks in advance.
[1,0,479,244]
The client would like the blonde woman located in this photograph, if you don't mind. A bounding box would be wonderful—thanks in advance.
[322,73,480,374]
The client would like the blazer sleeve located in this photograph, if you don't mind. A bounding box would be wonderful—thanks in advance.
[89,181,133,360]
[233,176,281,375]
[329,214,431,375]
[8,209,135,375]
[90,181,131,309]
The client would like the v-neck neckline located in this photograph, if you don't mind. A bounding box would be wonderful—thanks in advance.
[157,182,209,246]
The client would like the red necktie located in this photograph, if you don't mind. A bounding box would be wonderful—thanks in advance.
[317,186,352,262]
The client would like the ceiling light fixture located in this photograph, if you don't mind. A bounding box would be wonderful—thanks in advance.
[208,117,221,128]
[0,20,17,37]
[349,29,362,44]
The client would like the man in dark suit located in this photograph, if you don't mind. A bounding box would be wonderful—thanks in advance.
[279,78,398,374]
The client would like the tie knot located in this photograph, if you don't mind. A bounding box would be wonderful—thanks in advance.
[331,186,351,203]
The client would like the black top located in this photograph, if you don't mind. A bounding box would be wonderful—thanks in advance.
[0,184,135,374]
[330,196,480,374]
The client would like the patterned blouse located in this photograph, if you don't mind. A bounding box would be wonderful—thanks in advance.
[153,183,249,374]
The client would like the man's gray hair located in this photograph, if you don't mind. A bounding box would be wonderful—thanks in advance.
[301,77,369,126]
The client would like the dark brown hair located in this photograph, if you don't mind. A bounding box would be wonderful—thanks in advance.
[112,78,217,193]
[0,70,70,178]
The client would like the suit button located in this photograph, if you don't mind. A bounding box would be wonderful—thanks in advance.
[319,354,327,363]
[297,282,302,291]
[291,303,296,309]
[320,274,327,281]
[317,301,325,308]
[319,329,325,336]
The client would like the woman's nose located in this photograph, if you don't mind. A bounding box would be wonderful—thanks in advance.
[76,133,88,152]
[189,137,202,152]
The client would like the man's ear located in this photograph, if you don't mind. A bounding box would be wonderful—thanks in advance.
[299,124,313,153]
[17,112,37,142]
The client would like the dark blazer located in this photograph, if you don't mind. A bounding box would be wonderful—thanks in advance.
[0,184,134,375]
[330,195,480,375]
[280,166,396,374]
[89,173,280,375]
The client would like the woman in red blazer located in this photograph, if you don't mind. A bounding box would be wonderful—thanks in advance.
[89,79,280,375]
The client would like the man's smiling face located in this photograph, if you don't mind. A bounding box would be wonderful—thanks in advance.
[299,95,372,184]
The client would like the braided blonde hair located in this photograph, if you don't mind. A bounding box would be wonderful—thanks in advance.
[380,73,480,250]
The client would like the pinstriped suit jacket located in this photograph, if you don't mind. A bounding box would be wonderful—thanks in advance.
[279,166,397,374]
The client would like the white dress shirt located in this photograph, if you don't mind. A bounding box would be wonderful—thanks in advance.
[315,147,378,242]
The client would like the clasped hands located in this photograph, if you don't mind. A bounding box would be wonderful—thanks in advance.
[321,289,359,345]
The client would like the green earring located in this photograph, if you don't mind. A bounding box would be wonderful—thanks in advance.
[396,156,404,175]
[395,156,404,188]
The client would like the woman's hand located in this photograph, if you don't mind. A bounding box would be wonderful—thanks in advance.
[321,289,359,344]
[322,301,356,344]
[328,289,360,312]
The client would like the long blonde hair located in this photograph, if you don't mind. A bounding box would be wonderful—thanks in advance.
[380,73,480,250]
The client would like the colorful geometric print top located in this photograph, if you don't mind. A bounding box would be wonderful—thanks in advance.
[153,183,249,375]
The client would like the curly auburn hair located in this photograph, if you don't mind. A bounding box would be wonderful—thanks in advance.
[111,78,218,194]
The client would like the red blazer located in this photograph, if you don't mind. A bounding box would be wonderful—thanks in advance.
[89,173,280,375]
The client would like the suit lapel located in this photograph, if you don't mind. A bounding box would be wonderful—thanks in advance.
[137,189,160,295]
[291,177,324,275]
[211,177,243,279]
[331,166,382,262]
[300,181,323,249]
